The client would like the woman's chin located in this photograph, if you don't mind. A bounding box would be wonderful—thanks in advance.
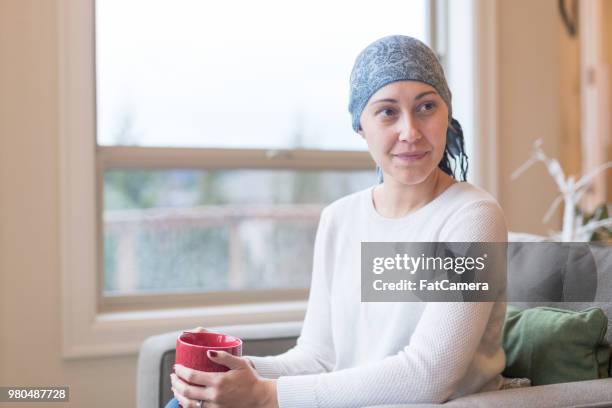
[387,176,428,186]
[386,168,436,186]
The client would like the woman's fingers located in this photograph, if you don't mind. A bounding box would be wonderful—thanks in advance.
[173,391,222,408]
[172,366,221,387]
[171,373,220,406]
[171,373,208,401]
[172,388,203,408]
[173,365,221,387]
[206,350,249,370]
[246,358,256,369]
[186,326,208,333]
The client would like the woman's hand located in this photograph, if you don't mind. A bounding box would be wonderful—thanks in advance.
[171,350,278,408]
[185,326,208,333]
[181,327,255,370]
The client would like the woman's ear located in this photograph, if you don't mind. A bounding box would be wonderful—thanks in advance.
[357,125,365,139]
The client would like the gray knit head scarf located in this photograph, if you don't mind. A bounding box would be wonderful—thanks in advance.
[348,35,468,182]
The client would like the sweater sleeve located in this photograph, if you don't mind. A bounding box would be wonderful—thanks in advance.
[439,199,508,243]
[245,207,336,379]
[274,197,508,407]
[276,302,495,407]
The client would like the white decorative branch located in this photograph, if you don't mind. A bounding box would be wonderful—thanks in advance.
[512,139,612,241]
[576,162,612,191]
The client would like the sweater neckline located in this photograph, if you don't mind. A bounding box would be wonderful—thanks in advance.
[366,181,463,223]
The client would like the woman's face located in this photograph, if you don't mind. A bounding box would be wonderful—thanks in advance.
[359,80,449,186]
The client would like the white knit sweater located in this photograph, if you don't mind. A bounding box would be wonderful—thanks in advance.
[247,182,508,407]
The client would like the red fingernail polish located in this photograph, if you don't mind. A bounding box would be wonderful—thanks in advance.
[208,350,218,357]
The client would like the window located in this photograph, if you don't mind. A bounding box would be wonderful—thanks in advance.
[95,0,431,308]
[62,0,502,358]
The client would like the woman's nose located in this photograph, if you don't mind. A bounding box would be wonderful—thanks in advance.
[397,115,421,142]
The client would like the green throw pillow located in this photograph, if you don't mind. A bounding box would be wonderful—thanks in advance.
[503,305,611,386]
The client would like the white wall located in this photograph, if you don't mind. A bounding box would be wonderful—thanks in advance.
[0,0,574,406]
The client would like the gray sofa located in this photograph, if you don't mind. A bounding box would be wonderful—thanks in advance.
[137,242,612,407]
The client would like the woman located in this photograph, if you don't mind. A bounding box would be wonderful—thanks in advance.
[168,35,507,408]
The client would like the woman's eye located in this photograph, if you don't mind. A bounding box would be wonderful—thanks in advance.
[418,102,436,113]
[378,108,397,118]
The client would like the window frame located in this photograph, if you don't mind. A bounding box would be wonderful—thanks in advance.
[60,0,496,358]
[92,0,432,312]
[96,147,373,313]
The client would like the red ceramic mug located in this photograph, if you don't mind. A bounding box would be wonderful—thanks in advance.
[175,331,243,375]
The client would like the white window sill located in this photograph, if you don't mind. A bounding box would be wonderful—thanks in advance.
[64,301,307,359]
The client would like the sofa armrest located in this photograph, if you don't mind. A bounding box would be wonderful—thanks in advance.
[367,378,612,408]
[136,321,302,408]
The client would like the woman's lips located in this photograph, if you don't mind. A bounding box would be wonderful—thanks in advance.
[393,151,430,162]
